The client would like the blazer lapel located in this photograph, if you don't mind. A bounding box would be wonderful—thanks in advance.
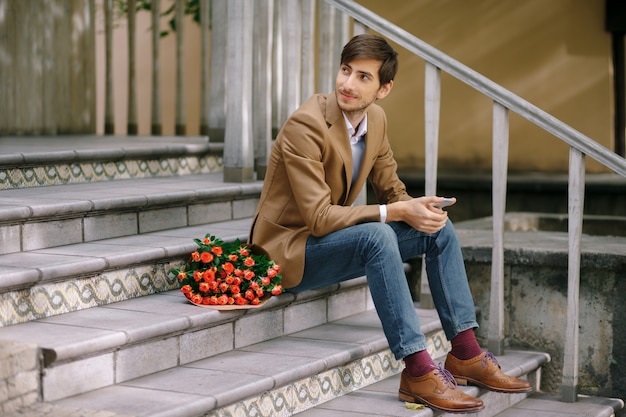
[325,93,354,201]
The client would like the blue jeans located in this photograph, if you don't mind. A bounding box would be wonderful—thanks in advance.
[289,220,478,360]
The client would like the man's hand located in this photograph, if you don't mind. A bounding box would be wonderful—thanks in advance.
[386,196,455,234]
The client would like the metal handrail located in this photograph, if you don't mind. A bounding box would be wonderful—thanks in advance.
[326,0,626,177]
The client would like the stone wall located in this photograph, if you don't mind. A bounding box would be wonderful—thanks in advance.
[0,340,40,413]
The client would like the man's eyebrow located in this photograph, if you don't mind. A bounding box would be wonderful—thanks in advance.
[357,70,374,78]
[342,63,374,79]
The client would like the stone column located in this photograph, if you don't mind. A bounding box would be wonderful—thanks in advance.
[208,0,228,142]
[300,0,315,101]
[317,1,337,95]
[278,0,301,125]
[223,0,255,182]
[252,0,274,180]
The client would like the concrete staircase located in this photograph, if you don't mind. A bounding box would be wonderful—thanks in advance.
[0,136,622,417]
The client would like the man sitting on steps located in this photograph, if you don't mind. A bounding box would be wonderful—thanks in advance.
[249,33,531,414]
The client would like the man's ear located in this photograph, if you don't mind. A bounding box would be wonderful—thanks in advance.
[376,80,393,100]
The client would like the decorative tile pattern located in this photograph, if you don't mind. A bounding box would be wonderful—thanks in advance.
[202,331,450,417]
[0,156,222,190]
[203,350,403,417]
[0,263,180,327]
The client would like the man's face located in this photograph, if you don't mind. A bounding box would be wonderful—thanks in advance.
[335,57,392,115]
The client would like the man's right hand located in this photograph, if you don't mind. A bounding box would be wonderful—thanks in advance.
[386,197,451,234]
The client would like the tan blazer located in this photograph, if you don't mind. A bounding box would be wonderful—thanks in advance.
[249,93,411,288]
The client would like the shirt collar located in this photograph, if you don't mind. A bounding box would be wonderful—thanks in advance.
[342,112,368,145]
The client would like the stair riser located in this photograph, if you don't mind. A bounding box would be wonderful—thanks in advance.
[0,154,222,190]
[0,262,179,327]
[0,198,259,256]
[40,285,373,401]
[203,330,451,417]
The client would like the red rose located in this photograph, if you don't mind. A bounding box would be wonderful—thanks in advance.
[222,262,235,274]
[267,268,277,278]
[191,251,201,262]
[191,293,203,304]
[245,289,255,300]
[199,282,210,293]
[228,254,238,262]
[200,251,214,263]
[271,285,283,296]
[261,276,270,286]
[244,257,255,267]
[212,246,223,256]
[230,285,241,294]
[202,237,211,244]
[180,285,192,294]
[239,247,249,256]
[177,271,187,280]
[243,270,255,280]
[203,269,215,282]
[193,270,203,282]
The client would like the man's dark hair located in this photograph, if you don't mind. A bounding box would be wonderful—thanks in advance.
[340,34,399,85]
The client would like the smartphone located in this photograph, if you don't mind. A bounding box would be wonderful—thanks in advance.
[431,197,456,209]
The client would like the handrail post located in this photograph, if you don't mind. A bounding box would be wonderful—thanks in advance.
[489,102,509,355]
[561,147,585,402]
[420,62,441,309]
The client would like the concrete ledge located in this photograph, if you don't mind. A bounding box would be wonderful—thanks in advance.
[0,136,222,166]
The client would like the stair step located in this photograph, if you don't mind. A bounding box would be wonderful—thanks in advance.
[18,307,549,417]
[0,135,223,189]
[0,275,374,402]
[494,393,624,417]
[40,307,452,416]
[293,350,548,417]
[0,217,255,326]
[0,172,262,255]
[292,374,624,417]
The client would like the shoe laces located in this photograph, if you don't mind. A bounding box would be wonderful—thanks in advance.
[434,362,457,388]
[482,352,501,369]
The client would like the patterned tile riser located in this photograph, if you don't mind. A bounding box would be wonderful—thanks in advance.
[203,333,450,417]
[0,156,222,190]
[0,262,181,327]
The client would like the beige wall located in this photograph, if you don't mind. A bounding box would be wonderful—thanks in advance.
[97,0,615,173]
[357,0,614,173]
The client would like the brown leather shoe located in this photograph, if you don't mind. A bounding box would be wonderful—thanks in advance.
[398,364,484,413]
[445,351,533,393]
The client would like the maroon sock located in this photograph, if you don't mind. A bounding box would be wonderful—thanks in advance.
[403,349,436,377]
[449,328,483,360]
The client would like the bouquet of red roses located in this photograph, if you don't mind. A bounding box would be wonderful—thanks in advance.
[171,234,283,308]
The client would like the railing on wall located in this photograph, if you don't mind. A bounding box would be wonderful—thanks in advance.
[325,0,626,403]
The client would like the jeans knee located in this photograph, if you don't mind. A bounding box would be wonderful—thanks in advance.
[360,222,398,253]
